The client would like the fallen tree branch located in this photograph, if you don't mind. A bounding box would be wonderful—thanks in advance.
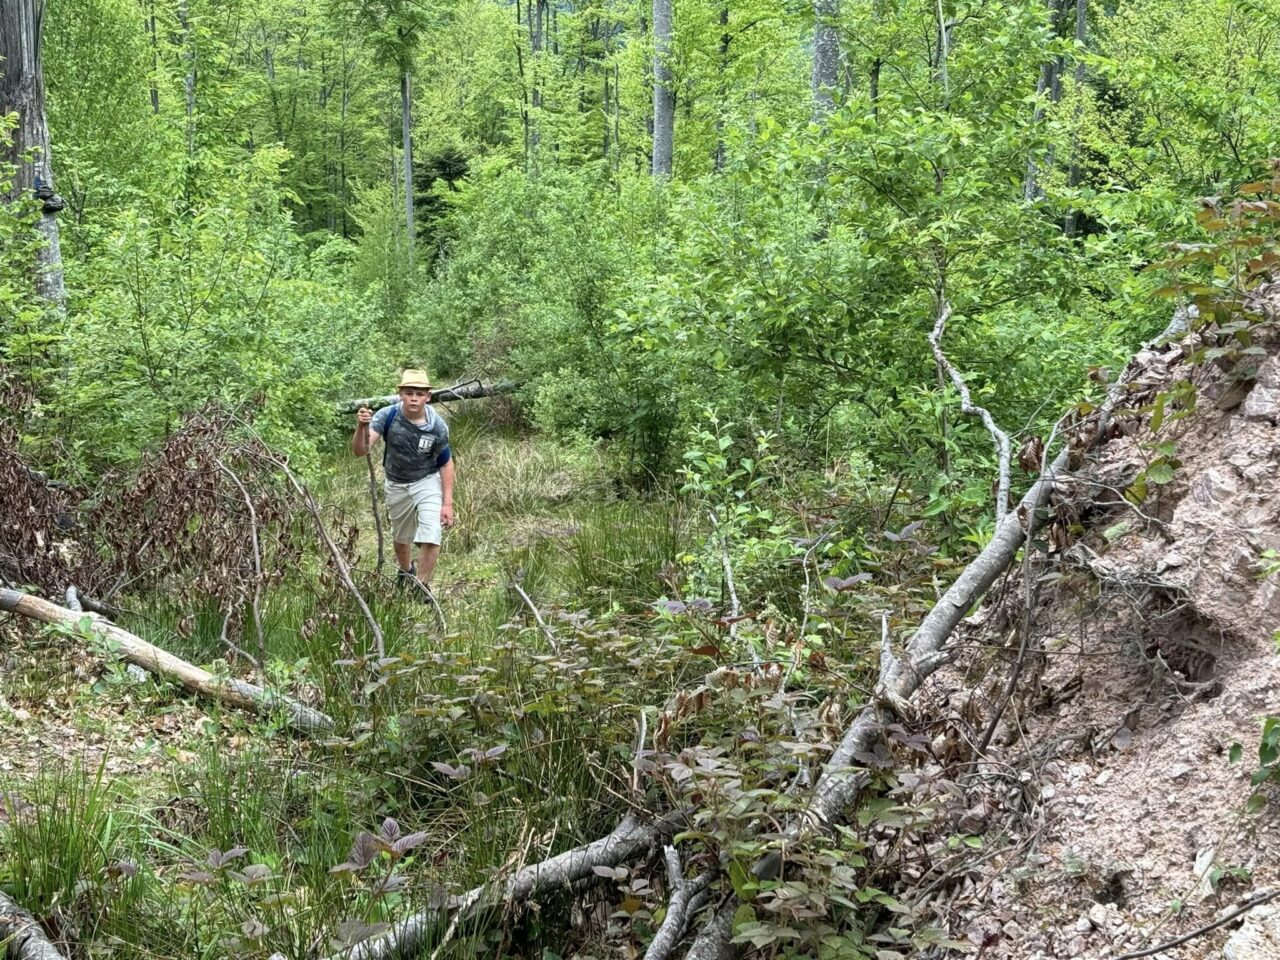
[686,350,1135,957]
[1113,888,1278,960]
[511,581,559,653]
[929,299,1013,523]
[343,813,680,960]
[643,848,718,960]
[0,890,68,960]
[216,461,268,671]
[336,380,519,415]
[0,589,333,736]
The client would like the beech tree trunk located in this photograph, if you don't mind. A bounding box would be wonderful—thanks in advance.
[651,0,674,177]
[400,62,415,265]
[1063,0,1087,236]
[811,0,840,120]
[0,0,67,310]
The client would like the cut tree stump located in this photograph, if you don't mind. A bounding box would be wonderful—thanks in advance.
[335,380,518,414]
[0,589,334,736]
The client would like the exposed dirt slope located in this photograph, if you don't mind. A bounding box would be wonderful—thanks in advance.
[943,288,1280,960]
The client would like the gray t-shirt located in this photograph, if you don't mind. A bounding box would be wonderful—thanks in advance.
[371,403,451,484]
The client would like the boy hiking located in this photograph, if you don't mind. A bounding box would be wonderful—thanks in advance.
[352,370,456,589]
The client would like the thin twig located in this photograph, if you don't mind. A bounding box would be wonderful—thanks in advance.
[409,578,448,632]
[511,581,558,653]
[709,509,753,666]
[217,460,268,673]
[1113,889,1279,960]
[268,453,385,657]
[365,453,386,577]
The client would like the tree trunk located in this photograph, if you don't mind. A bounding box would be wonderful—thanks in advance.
[651,0,674,177]
[713,4,730,171]
[0,589,335,736]
[1063,0,1087,236]
[0,0,66,310]
[400,64,415,267]
[811,0,840,121]
[1024,0,1063,201]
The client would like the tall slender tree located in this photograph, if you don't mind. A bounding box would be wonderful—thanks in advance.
[0,0,66,309]
[651,0,674,176]
[811,0,839,120]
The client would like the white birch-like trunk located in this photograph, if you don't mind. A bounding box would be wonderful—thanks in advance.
[401,66,415,266]
[651,0,675,177]
[811,0,840,120]
[0,0,66,310]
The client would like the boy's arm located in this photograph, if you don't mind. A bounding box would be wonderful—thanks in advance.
[352,407,383,457]
[440,458,456,526]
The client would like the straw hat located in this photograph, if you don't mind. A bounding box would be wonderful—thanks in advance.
[398,369,432,390]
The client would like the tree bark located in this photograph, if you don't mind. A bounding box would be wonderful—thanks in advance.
[400,63,415,266]
[0,589,334,735]
[651,0,674,177]
[811,0,840,121]
[342,814,681,960]
[335,380,519,414]
[1063,0,1087,236]
[0,0,66,310]
[0,890,67,960]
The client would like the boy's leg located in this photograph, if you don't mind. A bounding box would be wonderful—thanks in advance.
[408,474,444,587]
[385,483,418,573]
[417,543,441,585]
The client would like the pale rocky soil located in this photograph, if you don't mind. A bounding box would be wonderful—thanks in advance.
[933,290,1280,959]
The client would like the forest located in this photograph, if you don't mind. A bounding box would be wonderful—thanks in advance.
[3,0,1280,956]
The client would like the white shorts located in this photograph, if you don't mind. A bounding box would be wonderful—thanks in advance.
[385,473,443,546]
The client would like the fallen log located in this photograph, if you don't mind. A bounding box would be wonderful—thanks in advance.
[342,813,685,960]
[0,589,334,736]
[335,380,518,415]
[0,890,68,960]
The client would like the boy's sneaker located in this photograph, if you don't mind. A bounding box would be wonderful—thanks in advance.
[396,562,417,590]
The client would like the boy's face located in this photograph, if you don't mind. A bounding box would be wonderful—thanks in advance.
[399,387,430,414]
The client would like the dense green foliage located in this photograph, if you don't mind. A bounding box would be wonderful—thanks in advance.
[2,0,1274,487]
[4,0,1280,956]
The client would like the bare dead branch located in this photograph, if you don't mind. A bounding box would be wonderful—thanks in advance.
[928,299,1013,523]
[216,460,268,671]
[266,453,385,658]
[511,581,558,653]
[343,814,682,960]
[335,380,518,414]
[643,847,718,960]
[1114,889,1278,960]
